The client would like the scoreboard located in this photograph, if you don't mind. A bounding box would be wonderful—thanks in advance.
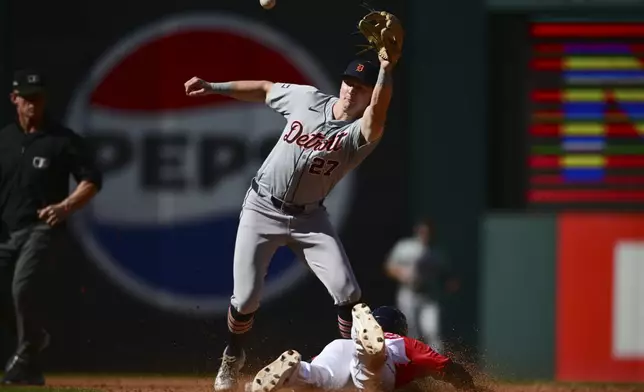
[526,20,644,210]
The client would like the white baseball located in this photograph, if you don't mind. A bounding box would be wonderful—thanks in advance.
[260,0,275,9]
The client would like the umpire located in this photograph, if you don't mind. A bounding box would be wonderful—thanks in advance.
[0,69,102,385]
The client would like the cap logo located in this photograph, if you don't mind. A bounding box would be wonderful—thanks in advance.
[27,75,39,83]
[356,64,364,72]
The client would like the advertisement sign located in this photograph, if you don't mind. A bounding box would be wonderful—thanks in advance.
[65,13,353,316]
[488,0,644,10]
[557,214,644,382]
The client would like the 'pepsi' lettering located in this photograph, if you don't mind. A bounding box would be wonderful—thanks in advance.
[64,14,352,315]
[142,135,188,190]
[88,133,265,190]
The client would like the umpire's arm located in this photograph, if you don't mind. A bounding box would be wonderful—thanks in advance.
[62,131,103,213]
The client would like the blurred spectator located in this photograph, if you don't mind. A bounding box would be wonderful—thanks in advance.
[384,219,459,352]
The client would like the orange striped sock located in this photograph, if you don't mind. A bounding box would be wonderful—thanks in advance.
[227,305,254,357]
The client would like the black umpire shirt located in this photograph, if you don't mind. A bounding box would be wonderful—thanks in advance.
[0,120,102,234]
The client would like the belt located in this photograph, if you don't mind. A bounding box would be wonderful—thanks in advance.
[251,179,323,215]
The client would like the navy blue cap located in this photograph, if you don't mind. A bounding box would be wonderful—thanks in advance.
[12,69,46,96]
[342,59,379,88]
[372,306,408,336]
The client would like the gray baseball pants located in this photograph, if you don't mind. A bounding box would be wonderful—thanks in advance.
[230,184,361,315]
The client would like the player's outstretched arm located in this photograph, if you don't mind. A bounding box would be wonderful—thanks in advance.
[360,63,394,143]
[405,337,480,391]
[184,77,274,103]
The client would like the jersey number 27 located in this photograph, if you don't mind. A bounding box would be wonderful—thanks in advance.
[309,157,340,176]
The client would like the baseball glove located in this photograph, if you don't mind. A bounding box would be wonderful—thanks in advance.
[357,10,404,64]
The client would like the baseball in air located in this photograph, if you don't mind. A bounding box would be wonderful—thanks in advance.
[260,0,275,9]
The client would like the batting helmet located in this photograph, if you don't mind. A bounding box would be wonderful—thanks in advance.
[372,306,408,336]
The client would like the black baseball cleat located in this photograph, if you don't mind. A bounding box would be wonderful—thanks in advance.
[1,355,45,386]
[2,329,50,386]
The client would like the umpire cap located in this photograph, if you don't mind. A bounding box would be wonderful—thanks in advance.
[12,69,46,96]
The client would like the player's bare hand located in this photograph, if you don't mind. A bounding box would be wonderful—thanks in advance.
[184,77,212,96]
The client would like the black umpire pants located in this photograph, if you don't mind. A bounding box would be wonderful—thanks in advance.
[0,222,61,362]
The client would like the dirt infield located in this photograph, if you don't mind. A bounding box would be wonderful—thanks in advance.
[45,375,644,392]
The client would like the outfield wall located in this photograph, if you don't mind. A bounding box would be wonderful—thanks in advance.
[481,213,644,383]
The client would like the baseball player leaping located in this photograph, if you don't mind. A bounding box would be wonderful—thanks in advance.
[247,304,490,392]
[185,56,387,390]
[184,10,402,391]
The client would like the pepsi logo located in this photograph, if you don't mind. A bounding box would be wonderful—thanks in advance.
[65,13,355,316]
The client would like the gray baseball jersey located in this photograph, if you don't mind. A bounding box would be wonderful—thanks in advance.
[229,82,382,315]
[255,83,380,204]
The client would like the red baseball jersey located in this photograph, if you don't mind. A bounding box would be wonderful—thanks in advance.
[383,332,451,388]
